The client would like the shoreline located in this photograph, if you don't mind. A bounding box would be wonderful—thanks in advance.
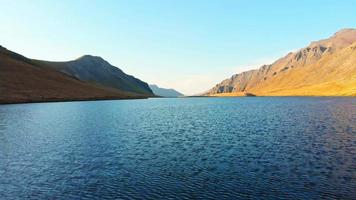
[0,96,151,105]
[1,95,355,105]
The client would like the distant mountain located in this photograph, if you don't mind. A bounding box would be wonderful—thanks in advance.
[36,55,153,95]
[0,46,150,104]
[149,84,184,97]
[205,29,356,96]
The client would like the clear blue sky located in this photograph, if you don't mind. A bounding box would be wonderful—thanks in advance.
[1,0,356,95]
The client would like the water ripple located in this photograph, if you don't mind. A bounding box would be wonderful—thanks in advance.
[0,97,355,199]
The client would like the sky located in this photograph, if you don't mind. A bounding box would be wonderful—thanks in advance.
[1,0,356,95]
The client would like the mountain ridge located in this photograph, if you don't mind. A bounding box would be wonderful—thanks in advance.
[36,55,153,95]
[0,46,152,104]
[204,29,356,96]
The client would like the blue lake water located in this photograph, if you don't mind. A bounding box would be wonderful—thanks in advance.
[0,97,355,199]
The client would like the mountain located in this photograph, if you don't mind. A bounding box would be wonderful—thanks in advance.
[36,55,153,95]
[0,46,149,104]
[204,29,356,96]
[149,84,184,97]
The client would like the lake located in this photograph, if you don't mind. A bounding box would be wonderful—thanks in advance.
[0,97,355,199]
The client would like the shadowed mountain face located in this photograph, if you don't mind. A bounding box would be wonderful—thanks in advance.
[0,46,149,104]
[38,56,153,95]
[205,29,356,96]
[149,84,184,97]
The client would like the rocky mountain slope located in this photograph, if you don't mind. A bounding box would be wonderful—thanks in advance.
[0,46,150,104]
[37,55,153,95]
[149,84,184,97]
[205,29,356,96]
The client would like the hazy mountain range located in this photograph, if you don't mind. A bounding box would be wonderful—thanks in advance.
[0,46,154,104]
[205,29,356,96]
[149,84,184,97]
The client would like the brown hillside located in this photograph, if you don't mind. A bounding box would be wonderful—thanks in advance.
[0,46,146,104]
